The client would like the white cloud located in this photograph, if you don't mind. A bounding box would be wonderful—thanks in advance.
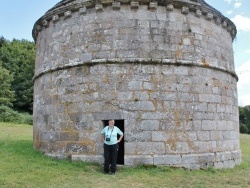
[234,2,242,8]
[245,50,250,54]
[236,61,250,88]
[236,61,250,106]
[223,0,242,7]
[232,15,250,31]
[224,0,232,4]
[238,95,250,107]
[226,10,233,15]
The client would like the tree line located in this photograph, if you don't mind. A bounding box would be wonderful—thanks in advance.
[239,106,250,134]
[0,36,249,132]
[0,36,34,124]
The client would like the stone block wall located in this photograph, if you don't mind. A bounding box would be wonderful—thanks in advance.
[33,0,241,169]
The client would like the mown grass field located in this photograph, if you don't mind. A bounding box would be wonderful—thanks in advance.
[0,122,250,188]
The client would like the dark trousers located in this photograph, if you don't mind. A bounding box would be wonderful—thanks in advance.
[103,143,119,173]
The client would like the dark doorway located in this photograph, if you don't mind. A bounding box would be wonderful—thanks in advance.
[102,119,124,165]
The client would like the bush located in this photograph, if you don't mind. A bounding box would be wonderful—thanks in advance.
[240,124,248,134]
[0,105,33,125]
[19,112,33,125]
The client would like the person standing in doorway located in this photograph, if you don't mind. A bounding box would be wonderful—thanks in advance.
[101,119,123,175]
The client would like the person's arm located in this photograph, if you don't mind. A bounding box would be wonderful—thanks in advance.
[117,134,123,143]
[101,127,106,142]
[101,134,105,142]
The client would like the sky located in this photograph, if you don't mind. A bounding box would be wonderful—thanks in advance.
[0,0,249,106]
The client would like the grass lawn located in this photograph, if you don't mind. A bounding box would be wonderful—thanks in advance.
[0,122,250,188]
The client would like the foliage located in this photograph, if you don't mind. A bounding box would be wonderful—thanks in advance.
[240,124,248,134]
[0,36,8,47]
[0,105,33,125]
[0,36,35,113]
[0,61,15,107]
[239,106,250,134]
[0,123,250,188]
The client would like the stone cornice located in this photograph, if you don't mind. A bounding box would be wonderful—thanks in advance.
[33,58,238,82]
[32,0,237,42]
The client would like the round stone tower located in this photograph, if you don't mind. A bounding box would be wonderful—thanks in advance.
[33,0,241,169]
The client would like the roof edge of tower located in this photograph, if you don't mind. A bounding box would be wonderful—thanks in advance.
[32,0,237,42]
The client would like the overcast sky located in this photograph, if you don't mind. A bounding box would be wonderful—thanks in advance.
[0,0,249,106]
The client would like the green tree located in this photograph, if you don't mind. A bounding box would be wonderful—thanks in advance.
[244,105,250,134]
[0,37,35,113]
[239,106,246,125]
[0,36,7,47]
[0,61,15,107]
[239,106,250,134]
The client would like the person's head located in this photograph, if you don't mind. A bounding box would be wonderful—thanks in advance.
[108,119,115,127]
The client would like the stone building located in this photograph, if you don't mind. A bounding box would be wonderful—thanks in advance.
[32,0,241,169]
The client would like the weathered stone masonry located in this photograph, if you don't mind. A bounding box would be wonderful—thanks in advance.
[33,0,241,169]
